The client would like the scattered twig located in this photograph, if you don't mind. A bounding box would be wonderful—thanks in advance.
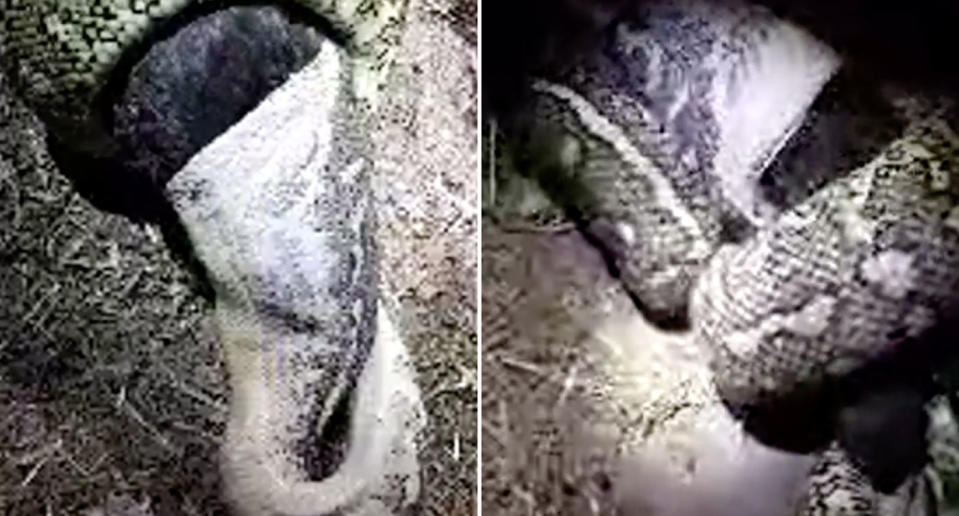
[157,363,227,416]
[452,430,461,462]
[57,447,91,478]
[14,438,63,466]
[425,363,476,400]
[498,354,551,377]
[555,364,579,408]
[118,395,179,457]
[18,439,62,487]
[498,221,576,234]
[481,419,508,448]
[22,284,60,325]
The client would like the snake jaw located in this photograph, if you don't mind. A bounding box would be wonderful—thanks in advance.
[2,1,424,512]
[0,0,407,128]
[162,39,423,515]
[500,1,959,512]
[0,0,407,223]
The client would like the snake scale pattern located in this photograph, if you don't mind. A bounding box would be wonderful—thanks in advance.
[6,0,959,513]
[0,0,405,159]
[511,0,959,513]
[0,1,419,514]
[163,44,425,514]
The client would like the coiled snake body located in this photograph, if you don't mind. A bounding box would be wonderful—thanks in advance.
[0,1,420,515]
[0,0,404,141]
[0,0,406,222]
[512,0,959,513]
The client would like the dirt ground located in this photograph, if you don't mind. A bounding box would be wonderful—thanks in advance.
[0,0,477,514]
[481,217,628,516]
[480,130,650,515]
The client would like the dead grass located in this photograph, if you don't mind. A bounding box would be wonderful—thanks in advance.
[0,71,228,515]
[480,135,639,515]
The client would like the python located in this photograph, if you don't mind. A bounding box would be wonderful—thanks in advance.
[0,2,421,515]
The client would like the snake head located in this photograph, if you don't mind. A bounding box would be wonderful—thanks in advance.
[0,0,405,222]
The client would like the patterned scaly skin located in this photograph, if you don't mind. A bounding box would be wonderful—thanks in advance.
[509,1,959,514]
[801,443,935,516]
[162,42,421,515]
[525,81,954,516]
[522,77,722,326]
[698,100,959,515]
[0,1,416,514]
[694,103,959,407]
[0,0,406,152]
[515,0,841,328]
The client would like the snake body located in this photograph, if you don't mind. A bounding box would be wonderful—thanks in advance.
[0,0,405,223]
[165,37,375,483]
[694,109,959,406]
[0,0,405,143]
[0,1,420,514]
[165,44,422,514]
[512,0,959,513]
[519,0,841,327]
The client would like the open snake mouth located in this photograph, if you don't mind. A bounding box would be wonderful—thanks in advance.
[98,2,346,175]
[4,3,371,484]
[107,6,362,483]
[3,2,348,222]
